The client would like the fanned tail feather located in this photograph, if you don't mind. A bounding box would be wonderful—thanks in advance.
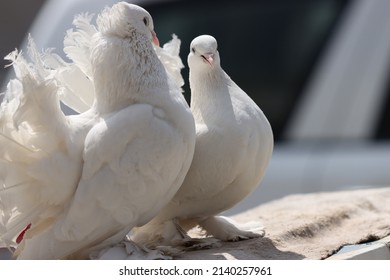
[52,13,97,113]
[155,34,185,89]
[63,13,96,79]
[0,38,77,248]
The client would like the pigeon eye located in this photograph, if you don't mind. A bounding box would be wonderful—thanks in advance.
[143,17,149,26]
[191,47,195,53]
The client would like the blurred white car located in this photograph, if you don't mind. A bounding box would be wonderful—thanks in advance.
[2,0,390,215]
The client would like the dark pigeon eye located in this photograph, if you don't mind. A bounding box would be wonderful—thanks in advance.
[143,17,148,26]
[191,47,195,53]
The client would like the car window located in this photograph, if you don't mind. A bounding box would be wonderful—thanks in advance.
[145,0,350,141]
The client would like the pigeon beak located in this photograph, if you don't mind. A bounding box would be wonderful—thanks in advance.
[151,31,160,47]
[201,53,214,65]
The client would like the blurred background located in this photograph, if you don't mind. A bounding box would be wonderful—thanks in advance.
[1,0,390,215]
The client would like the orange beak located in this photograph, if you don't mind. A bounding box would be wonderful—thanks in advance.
[152,31,160,47]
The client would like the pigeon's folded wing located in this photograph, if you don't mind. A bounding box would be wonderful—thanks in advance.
[36,104,191,255]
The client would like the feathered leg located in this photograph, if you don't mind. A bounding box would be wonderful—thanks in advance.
[198,216,265,242]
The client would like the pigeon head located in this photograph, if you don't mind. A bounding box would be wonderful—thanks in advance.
[96,2,159,46]
[188,35,220,70]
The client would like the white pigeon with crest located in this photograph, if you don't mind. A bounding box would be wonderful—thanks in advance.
[132,35,273,250]
[0,2,195,259]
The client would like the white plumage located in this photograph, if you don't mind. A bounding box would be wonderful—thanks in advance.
[0,2,195,259]
[132,35,273,250]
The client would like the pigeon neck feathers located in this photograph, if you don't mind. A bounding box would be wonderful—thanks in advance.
[190,67,235,125]
[90,3,166,114]
[91,33,166,114]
